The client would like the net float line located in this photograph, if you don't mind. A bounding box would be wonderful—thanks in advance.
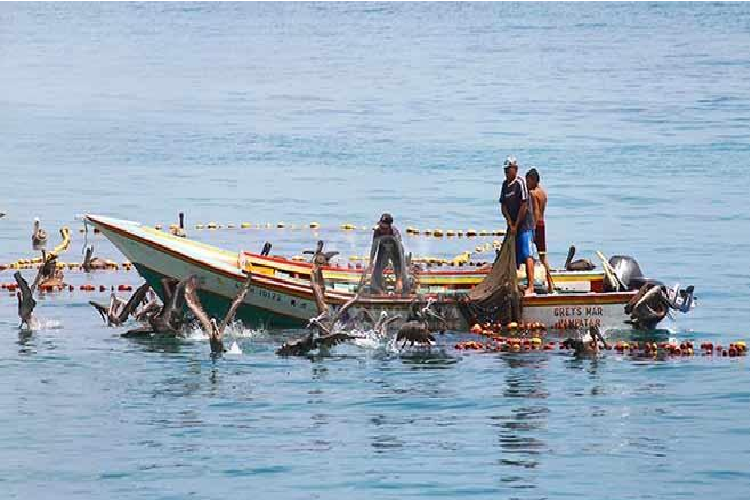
[156,221,504,238]
[0,261,134,272]
[454,339,747,357]
[1,282,138,294]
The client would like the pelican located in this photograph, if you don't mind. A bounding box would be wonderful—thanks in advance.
[564,245,596,271]
[32,218,47,248]
[82,245,108,272]
[35,251,64,289]
[14,272,37,329]
[89,282,151,326]
[123,278,188,337]
[276,293,361,356]
[395,297,446,348]
[562,326,609,356]
[184,272,253,355]
[134,289,162,322]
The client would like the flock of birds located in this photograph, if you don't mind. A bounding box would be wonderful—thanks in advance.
[11,218,447,358]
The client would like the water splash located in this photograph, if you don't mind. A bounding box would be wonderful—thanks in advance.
[347,327,401,354]
[184,321,265,342]
[226,341,242,355]
[19,318,63,332]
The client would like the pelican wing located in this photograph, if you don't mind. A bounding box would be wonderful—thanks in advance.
[314,332,355,350]
[160,278,177,308]
[329,292,360,327]
[219,272,253,333]
[115,282,151,324]
[383,315,402,327]
[88,300,110,323]
[276,332,315,356]
[135,301,161,322]
[184,276,214,335]
[360,309,377,325]
[14,272,34,303]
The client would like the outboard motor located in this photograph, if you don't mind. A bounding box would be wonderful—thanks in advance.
[609,255,662,291]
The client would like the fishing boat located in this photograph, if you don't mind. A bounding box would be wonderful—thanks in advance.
[83,214,695,333]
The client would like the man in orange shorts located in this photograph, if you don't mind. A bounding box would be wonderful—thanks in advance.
[525,168,548,268]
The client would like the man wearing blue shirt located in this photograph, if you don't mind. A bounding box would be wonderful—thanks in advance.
[499,156,535,296]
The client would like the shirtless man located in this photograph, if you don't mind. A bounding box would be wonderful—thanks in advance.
[525,168,548,268]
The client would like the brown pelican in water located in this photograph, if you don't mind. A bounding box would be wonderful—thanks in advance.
[276,295,360,357]
[134,289,162,322]
[32,218,47,249]
[625,283,671,329]
[184,273,253,355]
[277,240,360,356]
[359,310,403,340]
[82,245,108,272]
[122,278,188,337]
[13,253,61,329]
[89,282,151,327]
[14,272,37,329]
[562,326,609,356]
[395,297,446,348]
[36,251,65,290]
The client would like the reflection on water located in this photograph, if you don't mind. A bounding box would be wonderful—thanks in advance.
[493,355,550,492]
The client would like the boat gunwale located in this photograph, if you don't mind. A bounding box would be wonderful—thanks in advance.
[241,251,605,279]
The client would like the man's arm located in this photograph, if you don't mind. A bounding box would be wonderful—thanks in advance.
[514,179,529,233]
[501,204,512,228]
[499,183,513,228]
[516,202,528,234]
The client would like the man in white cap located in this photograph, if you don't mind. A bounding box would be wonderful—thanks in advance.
[499,156,535,296]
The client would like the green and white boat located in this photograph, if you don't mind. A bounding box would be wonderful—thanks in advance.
[84,214,693,332]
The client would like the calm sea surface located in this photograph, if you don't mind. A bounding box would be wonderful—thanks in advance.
[2,3,750,499]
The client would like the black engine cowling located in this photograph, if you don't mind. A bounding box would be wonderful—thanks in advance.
[608,255,662,291]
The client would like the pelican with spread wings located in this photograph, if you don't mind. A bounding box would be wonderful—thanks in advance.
[89,282,151,327]
[184,273,253,355]
[277,240,364,356]
[14,271,38,330]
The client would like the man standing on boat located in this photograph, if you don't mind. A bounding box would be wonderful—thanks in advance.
[369,213,405,294]
[500,156,535,296]
[525,167,548,268]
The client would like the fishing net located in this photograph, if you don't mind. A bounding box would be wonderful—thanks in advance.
[459,232,521,325]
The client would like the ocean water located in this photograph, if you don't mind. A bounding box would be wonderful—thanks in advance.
[2,3,750,499]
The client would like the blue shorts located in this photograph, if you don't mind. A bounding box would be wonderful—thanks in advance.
[516,229,535,267]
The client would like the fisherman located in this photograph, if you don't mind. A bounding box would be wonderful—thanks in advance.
[525,167,548,268]
[369,213,405,294]
[499,156,535,296]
